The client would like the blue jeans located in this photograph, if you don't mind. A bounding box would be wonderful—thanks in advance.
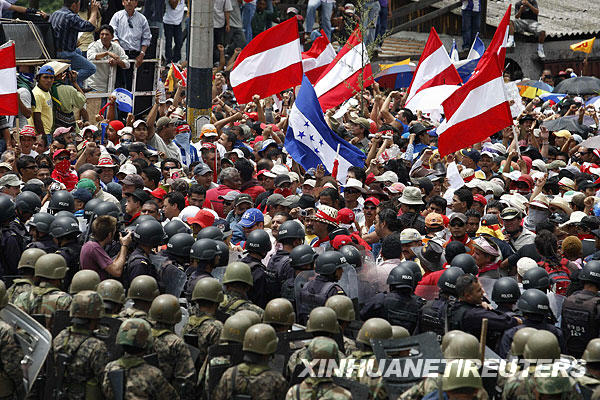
[164,23,183,63]
[57,49,96,87]
[305,0,334,40]
[461,9,480,51]
[363,1,381,46]
[375,4,388,40]
[242,2,256,44]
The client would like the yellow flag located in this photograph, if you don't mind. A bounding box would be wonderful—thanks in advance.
[570,37,596,54]
[166,64,175,92]
[379,58,411,72]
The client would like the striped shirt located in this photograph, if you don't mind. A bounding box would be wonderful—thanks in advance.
[109,9,152,52]
[49,7,95,52]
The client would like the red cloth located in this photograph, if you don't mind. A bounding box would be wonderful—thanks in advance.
[51,169,78,191]
[204,185,237,218]
[418,268,446,287]
[242,185,266,201]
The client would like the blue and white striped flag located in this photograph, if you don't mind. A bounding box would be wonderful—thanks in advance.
[285,76,365,183]
[453,33,486,83]
[112,88,133,113]
[449,39,460,62]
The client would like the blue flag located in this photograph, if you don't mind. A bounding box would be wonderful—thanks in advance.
[112,88,133,113]
[449,39,459,62]
[453,33,486,83]
[285,76,365,183]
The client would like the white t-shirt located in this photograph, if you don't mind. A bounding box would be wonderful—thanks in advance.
[22,149,39,158]
[163,0,185,25]
[0,0,12,17]
[213,0,233,28]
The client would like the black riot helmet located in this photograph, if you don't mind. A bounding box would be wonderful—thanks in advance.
[399,260,422,289]
[246,229,272,256]
[579,260,600,286]
[106,182,123,201]
[133,219,167,248]
[491,277,521,304]
[215,240,229,267]
[517,288,550,316]
[450,253,478,276]
[190,238,219,263]
[164,219,191,238]
[49,216,81,239]
[28,212,55,234]
[290,245,317,269]
[339,245,362,269]
[83,198,102,221]
[55,210,76,220]
[387,265,414,290]
[315,251,349,275]
[0,196,15,223]
[522,267,550,291]
[437,266,465,296]
[166,233,195,258]
[94,201,121,219]
[277,220,305,242]
[48,190,75,214]
[197,226,225,241]
[15,191,41,215]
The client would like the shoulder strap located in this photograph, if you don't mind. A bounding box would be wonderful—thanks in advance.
[189,315,212,326]
[230,365,238,398]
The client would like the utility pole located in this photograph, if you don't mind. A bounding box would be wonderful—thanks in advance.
[187,0,213,140]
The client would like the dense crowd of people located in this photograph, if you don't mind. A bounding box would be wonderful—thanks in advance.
[3,0,600,399]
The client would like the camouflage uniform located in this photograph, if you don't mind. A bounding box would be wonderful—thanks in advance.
[286,377,352,400]
[287,344,345,379]
[577,373,600,395]
[13,281,71,327]
[52,326,109,399]
[0,318,24,399]
[118,306,148,321]
[213,362,288,400]
[343,336,358,357]
[218,289,264,319]
[347,350,387,400]
[151,327,196,397]
[102,354,180,400]
[6,278,33,303]
[400,375,488,400]
[182,311,223,367]
[502,367,583,400]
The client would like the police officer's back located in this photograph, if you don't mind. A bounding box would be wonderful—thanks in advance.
[184,238,219,301]
[268,220,305,282]
[0,196,23,281]
[297,251,347,325]
[240,229,279,308]
[160,232,194,297]
[52,290,109,399]
[213,323,287,400]
[281,245,317,308]
[13,190,41,248]
[0,281,24,399]
[491,276,521,316]
[149,294,196,399]
[361,262,425,334]
[123,219,165,290]
[101,318,178,399]
[27,212,58,253]
[561,260,600,358]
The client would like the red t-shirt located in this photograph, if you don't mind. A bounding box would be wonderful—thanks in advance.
[203,184,236,218]
[80,241,114,281]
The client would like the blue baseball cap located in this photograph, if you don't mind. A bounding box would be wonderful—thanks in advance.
[238,208,264,228]
[37,65,55,76]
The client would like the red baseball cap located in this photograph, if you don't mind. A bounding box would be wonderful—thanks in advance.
[150,187,167,201]
[364,197,380,206]
[53,149,70,159]
[332,235,353,250]
[109,120,125,132]
[187,209,216,228]
[337,208,355,224]
[473,194,487,206]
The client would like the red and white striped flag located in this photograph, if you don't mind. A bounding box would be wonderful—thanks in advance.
[230,18,303,104]
[405,28,462,108]
[172,63,187,87]
[436,6,513,157]
[0,42,17,116]
[302,30,336,84]
[314,28,373,111]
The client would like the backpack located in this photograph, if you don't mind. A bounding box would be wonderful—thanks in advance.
[538,258,571,296]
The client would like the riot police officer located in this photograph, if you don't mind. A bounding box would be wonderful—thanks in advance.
[13,253,72,329]
[197,225,225,241]
[27,212,58,252]
[52,290,109,399]
[297,250,347,325]
[118,275,159,320]
[450,253,479,275]
[123,219,166,290]
[148,294,196,399]
[561,260,600,358]
[339,245,362,270]
[213,324,288,400]
[0,280,24,399]
[13,190,41,246]
[184,238,219,301]
[0,196,21,281]
[50,215,82,291]
[497,288,564,358]
[7,248,45,302]
[101,318,178,398]
[361,262,425,334]
[83,198,102,223]
[418,266,465,341]
[164,218,192,238]
[240,229,278,308]
[281,244,316,308]
[263,298,295,333]
[68,269,100,294]
[97,279,125,316]
[522,267,551,292]
[218,262,265,319]
[160,232,194,297]
[48,190,75,214]
[267,220,305,282]
[492,277,521,316]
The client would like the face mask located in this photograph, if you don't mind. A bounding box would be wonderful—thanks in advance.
[55,159,70,174]
[528,209,549,226]
[274,188,292,197]
[175,130,190,147]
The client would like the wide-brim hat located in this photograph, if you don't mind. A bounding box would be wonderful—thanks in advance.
[309,205,339,227]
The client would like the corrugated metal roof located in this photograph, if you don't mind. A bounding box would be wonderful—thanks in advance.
[422,0,600,38]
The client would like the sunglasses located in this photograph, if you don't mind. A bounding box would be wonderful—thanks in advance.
[364,205,377,211]
[450,221,465,227]
[55,156,69,161]
[345,189,361,195]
